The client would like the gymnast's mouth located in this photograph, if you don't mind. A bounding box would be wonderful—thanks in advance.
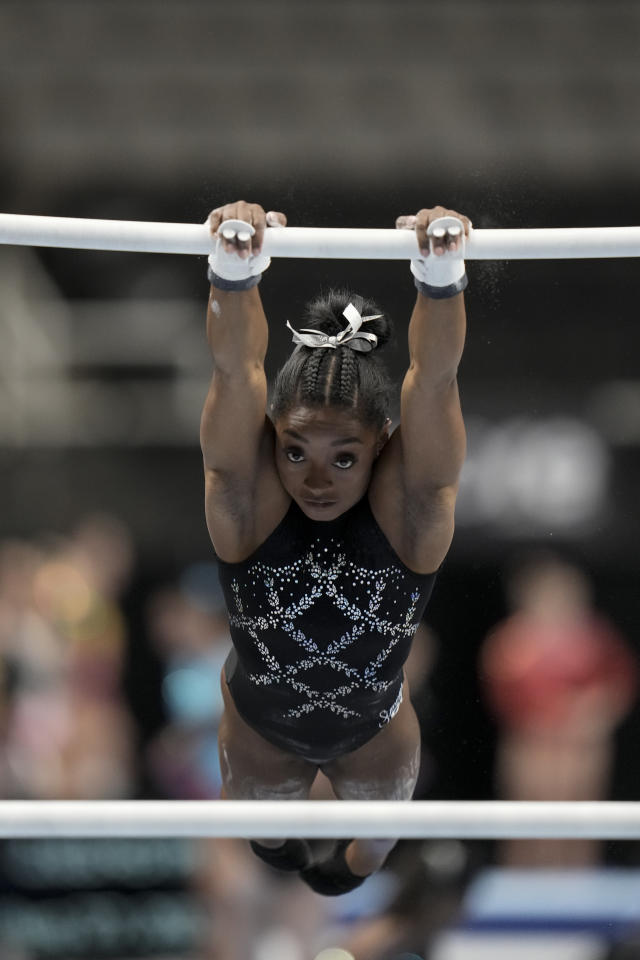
[302,498,337,509]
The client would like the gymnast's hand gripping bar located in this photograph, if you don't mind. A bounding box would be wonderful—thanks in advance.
[1,213,640,259]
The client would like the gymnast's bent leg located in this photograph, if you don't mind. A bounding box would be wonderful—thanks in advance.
[302,677,421,894]
[218,669,318,870]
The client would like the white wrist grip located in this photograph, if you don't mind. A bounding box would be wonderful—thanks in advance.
[207,218,271,283]
[410,216,467,292]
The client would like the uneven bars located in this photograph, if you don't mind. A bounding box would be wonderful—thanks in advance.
[2,214,640,259]
[1,801,640,838]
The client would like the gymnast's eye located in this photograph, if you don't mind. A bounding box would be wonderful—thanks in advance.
[285,447,305,463]
[334,453,356,470]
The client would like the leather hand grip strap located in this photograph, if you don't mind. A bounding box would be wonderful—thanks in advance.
[207,218,272,290]
[411,215,468,299]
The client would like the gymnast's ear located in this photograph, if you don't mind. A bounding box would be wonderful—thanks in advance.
[376,418,392,454]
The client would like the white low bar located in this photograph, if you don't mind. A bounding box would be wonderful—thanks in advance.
[1,213,640,259]
[0,801,639,839]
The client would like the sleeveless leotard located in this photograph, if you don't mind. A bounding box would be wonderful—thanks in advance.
[217,494,436,763]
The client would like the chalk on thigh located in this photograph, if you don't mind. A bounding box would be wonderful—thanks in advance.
[218,675,317,800]
[322,686,422,801]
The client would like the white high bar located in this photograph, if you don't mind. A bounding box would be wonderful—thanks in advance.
[0,801,640,838]
[1,214,640,259]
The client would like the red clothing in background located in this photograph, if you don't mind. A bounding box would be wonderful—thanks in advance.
[482,612,637,734]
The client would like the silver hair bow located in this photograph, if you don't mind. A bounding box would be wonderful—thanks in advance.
[286,302,381,353]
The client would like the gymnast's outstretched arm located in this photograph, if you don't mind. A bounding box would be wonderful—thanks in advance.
[400,207,469,485]
[199,201,288,560]
[371,206,470,574]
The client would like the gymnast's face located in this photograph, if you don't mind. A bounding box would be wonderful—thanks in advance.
[274,405,388,520]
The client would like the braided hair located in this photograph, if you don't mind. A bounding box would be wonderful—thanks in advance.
[271,290,394,429]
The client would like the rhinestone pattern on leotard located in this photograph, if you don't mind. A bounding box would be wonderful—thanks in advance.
[227,541,423,725]
[218,497,436,748]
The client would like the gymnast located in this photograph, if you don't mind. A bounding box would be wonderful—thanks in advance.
[201,200,470,895]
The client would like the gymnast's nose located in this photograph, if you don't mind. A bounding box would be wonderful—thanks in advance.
[303,463,332,494]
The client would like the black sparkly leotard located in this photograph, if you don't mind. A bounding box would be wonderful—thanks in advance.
[217,494,437,764]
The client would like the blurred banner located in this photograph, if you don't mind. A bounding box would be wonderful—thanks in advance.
[0,838,204,958]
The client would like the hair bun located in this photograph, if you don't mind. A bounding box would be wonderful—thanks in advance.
[301,289,392,352]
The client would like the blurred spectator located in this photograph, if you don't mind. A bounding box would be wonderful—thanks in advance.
[144,562,230,799]
[0,538,68,798]
[0,514,137,800]
[480,550,638,866]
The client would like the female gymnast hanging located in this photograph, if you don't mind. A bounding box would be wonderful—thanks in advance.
[201,200,470,895]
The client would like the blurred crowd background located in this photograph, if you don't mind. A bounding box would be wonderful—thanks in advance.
[1,1,640,958]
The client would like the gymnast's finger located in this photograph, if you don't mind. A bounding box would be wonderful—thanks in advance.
[233,201,261,259]
[206,206,226,238]
[444,210,472,251]
[415,208,445,256]
[395,214,417,230]
[216,202,245,253]
[266,210,287,227]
